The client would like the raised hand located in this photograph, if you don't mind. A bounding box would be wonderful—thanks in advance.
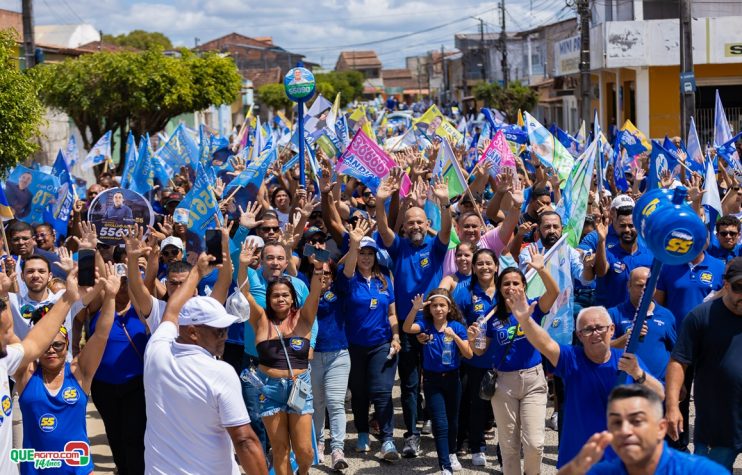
[213,177,225,198]
[349,218,370,246]
[509,175,525,207]
[228,155,247,176]
[526,244,546,272]
[239,239,259,270]
[299,194,320,218]
[123,226,151,259]
[239,202,263,229]
[54,247,76,274]
[505,288,537,324]
[195,252,216,278]
[518,221,537,237]
[318,169,336,194]
[73,222,98,250]
[566,432,614,474]
[659,169,674,189]
[411,293,425,311]
[596,215,610,242]
[157,214,174,237]
[101,262,122,296]
[432,175,450,204]
[494,170,514,194]
[279,222,301,251]
[0,260,15,294]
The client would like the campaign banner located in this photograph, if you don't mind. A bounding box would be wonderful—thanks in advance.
[5,166,60,225]
[338,130,411,196]
[88,188,154,245]
[478,130,518,179]
[416,104,463,144]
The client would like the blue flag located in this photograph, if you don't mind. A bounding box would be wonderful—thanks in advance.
[128,134,155,197]
[120,132,138,189]
[43,151,75,238]
[556,128,580,157]
[173,162,223,253]
[158,123,200,176]
[648,140,677,190]
[225,142,279,201]
[612,133,629,192]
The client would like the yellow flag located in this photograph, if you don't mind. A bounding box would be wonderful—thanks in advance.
[620,119,651,151]
[416,104,463,144]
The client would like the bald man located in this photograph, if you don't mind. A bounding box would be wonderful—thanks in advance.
[375,173,452,457]
[607,267,676,383]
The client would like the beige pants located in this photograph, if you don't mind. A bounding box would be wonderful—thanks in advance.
[491,364,548,475]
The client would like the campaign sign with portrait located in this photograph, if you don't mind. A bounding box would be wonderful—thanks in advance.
[88,188,154,245]
[5,166,60,224]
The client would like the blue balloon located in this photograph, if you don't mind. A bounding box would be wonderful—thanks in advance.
[633,187,707,265]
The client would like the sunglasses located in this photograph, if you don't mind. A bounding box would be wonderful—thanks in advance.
[307,237,325,245]
[719,231,739,237]
[162,249,181,257]
[259,226,280,233]
[731,282,742,294]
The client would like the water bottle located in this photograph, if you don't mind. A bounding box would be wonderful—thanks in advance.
[474,317,487,350]
[240,367,265,390]
[442,338,454,366]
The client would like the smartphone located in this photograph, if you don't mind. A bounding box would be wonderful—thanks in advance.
[303,244,316,258]
[78,249,96,286]
[303,244,330,263]
[204,229,223,264]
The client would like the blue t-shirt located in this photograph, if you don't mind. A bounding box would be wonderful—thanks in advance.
[657,252,725,328]
[416,319,468,372]
[707,237,741,263]
[587,442,727,474]
[608,300,677,381]
[596,243,653,308]
[242,267,311,356]
[90,306,149,385]
[554,345,649,468]
[314,287,348,353]
[382,234,447,321]
[580,228,620,253]
[334,267,395,347]
[485,299,545,372]
[452,279,498,369]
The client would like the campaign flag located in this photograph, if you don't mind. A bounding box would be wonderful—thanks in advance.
[120,132,138,189]
[0,185,14,220]
[716,131,742,166]
[647,140,677,190]
[43,151,75,237]
[5,166,59,224]
[686,117,706,174]
[613,133,629,192]
[714,90,742,175]
[338,129,412,196]
[555,138,598,247]
[619,120,650,156]
[496,124,529,145]
[556,128,580,157]
[702,156,722,228]
[158,123,200,174]
[417,104,463,144]
[234,105,254,151]
[128,134,155,197]
[524,112,574,184]
[662,137,689,176]
[64,135,79,168]
[81,131,112,169]
[173,163,223,252]
[524,235,574,345]
[225,141,279,200]
[575,120,586,150]
[478,130,517,179]
[433,140,467,199]
[384,127,418,152]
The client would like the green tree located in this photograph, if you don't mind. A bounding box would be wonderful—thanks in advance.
[32,48,241,161]
[257,83,291,112]
[102,30,173,50]
[0,29,44,174]
[314,70,363,106]
[473,81,537,123]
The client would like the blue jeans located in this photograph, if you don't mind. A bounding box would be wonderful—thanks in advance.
[241,354,268,455]
[310,349,350,451]
[348,341,398,442]
[695,442,740,472]
[457,364,490,454]
[424,370,461,471]
[398,332,421,437]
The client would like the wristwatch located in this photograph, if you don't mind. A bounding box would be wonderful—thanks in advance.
[635,370,647,384]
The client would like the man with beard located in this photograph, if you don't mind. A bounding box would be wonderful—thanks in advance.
[665,258,742,471]
[517,211,593,287]
[579,195,635,253]
[375,171,452,458]
[592,207,653,309]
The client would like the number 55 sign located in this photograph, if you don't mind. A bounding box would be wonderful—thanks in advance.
[88,188,154,246]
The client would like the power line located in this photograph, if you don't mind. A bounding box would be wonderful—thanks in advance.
[58,0,86,24]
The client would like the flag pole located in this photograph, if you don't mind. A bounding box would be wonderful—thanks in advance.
[0,222,11,258]
[220,185,243,206]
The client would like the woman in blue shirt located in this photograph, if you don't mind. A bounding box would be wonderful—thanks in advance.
[309,259,350,470]
[335,227,401,461]
[403,289,472,475]
[16,262,120,474]
[439,242,474,291]
[467,248,558,475]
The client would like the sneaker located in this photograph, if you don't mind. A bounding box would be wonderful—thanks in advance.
[331,449,348,470]
[355,433,370,453]
[381,440,400,461]
[440,470,453,475]
[421,420,432,435]
[472,452,487,466]
[402,434,422,458]
[546,412,558,431]
[317,441,325,463]
[449,453,462,471]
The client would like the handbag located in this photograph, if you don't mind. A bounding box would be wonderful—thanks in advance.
[479,321,517,401]
[272,324,311,412]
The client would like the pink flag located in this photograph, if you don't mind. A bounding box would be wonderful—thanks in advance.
[339,130,411,196]
[477,130,517,178]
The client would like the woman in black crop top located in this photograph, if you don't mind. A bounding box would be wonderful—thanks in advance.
[238,240,324,475]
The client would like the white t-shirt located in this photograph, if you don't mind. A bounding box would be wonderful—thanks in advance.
[0,344,24,474]
[144,297,167,334]
[143,322,250,475]
[8,291,81,361]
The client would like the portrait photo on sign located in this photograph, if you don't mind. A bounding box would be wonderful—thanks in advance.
[5,166,60,224]
[87,187,154,245]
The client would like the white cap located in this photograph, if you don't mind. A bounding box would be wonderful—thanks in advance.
[178,296,240,328]
[245,235,265,248]
[360,236,377,250]
[160,236,185,251]
[610,194,635,210]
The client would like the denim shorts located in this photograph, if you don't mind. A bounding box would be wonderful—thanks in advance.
[257,369,314,417]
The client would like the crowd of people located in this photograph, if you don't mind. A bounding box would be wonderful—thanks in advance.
[0,102,740,475]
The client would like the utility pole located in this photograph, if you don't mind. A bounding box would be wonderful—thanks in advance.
[679,0,695,142]
[441,45,449,105]
[500,0,509,86]
[479,18,487,83]
[577,0,591,124]
[21,0,35,68]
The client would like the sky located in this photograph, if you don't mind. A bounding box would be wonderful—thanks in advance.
[1,0,571,68]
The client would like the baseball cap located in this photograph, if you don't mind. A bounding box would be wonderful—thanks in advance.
[360,236,377,250]
[178,296,240,328]
[245,235,265,248]
[303,226,326,240]
[160,236,185,252]
[725,257,742,284]
[611,194,635,210]
[165,192,184,206]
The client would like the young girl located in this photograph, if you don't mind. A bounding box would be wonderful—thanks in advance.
[403,288,473,475]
